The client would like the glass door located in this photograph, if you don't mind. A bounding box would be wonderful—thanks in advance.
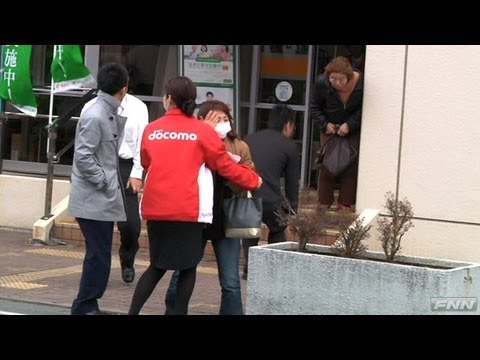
[305,45,366,188]
[240,45,311,186]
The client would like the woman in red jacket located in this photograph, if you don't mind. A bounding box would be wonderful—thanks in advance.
[128,76,261,315]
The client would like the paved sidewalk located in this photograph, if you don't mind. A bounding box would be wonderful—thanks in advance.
[0,227,247,315]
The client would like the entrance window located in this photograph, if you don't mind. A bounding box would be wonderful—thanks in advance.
[1,45,179,175]
[0,45,90,174]
[238,107,250,137]
[307,45,366,189]
[99,45,178,121]
[237,45,309,185]
[238,45,366,189]
[258,45,309,105]
[239,45,253,104]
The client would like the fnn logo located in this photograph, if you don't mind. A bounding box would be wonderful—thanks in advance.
[431,297,478,312]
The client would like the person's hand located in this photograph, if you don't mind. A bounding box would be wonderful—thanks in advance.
[127,177,143,194]
[337,123,349,137]
[325,122,337,135]
[202,110,222,129]
[256,176,263,190]
[227,151,241,163]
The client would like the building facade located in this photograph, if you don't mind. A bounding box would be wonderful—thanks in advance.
[1,45,479,262]
[1,45,354,185]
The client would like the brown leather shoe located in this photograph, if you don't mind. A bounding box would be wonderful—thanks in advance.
[337,204,352,211]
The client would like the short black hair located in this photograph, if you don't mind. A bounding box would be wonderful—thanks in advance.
[268,104,294,131]
[97,63,128,96]
[206,91,214,97]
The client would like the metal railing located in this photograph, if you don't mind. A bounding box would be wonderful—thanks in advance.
[42,88,97,218]
[0,89,98,219]
[0,112,81,174]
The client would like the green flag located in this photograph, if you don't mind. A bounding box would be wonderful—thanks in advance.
[51,45,93,92]
[0,45,37,117]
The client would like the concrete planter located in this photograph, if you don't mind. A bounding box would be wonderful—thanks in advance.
[246,242,480,315]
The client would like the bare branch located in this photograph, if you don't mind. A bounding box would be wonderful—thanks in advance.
[276,189,356,252]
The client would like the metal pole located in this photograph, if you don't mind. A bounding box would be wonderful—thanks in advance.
[0,116,5,175]
[43,45,57,219]
[0,44,3,114]
[0,44,4,174]
[234,45,239,130]
[43,127,56,219]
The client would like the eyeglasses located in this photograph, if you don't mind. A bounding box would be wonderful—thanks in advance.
[329,75,347,83]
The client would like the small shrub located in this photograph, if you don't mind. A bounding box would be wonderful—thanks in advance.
[332,217,371,258]
[377,191,414,262]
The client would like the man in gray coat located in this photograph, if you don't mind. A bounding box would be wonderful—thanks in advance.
[68,63,129,315]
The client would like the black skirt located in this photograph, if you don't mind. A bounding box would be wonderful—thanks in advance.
[147,220,205,270]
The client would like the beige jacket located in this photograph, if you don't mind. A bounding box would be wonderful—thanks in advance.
[224,137,255,194]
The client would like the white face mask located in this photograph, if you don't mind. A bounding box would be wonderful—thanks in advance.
[214,122,231,139]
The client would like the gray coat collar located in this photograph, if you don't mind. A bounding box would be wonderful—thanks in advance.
[96,90,122,114]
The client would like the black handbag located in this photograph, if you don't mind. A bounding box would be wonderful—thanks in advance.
[316,135,358,177]
[223,191,263,238]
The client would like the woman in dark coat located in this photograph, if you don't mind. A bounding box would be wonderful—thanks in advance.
[310,56,364,210]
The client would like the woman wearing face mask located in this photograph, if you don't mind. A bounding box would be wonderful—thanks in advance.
[201,100,255,315]
[164,100,254,315]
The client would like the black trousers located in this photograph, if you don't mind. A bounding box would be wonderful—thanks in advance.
[117,158,141,268]
[71,218,114,314]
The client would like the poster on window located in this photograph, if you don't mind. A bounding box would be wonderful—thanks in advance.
[196,86,234,114]
[182,45,236,118]
[183,45,234,85]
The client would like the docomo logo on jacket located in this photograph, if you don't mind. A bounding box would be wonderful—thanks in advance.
[147,129,198,141]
